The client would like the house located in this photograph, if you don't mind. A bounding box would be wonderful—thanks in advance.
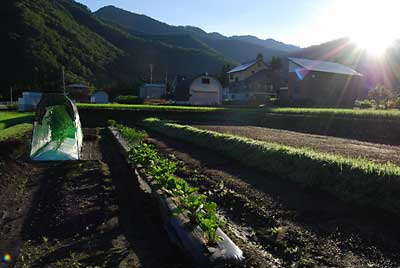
[90,90,109,104]
[226,54,275,103]
[173,74,223,105]
[287,57,365,106]
[18,92,43,112]
[228,54,268,83]
[139,83,167,100]
[66,83,90,103]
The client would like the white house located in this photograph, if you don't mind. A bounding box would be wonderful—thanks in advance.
[90,90,109,104]
[189,74,222,105]
[18,92,43,112]
[139,83,167,99]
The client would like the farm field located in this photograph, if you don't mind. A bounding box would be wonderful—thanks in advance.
[143,130,400,268]
[266,107,400,120]
[194,124,400,165]
[1,129,193,268]
[0,111,34,130]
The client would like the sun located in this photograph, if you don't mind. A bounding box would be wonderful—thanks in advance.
[323,0,399,56]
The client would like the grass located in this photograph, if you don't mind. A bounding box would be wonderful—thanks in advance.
[0,123,32,142]
[0,111,34,130]
[78,103,225,112]
[142,118,400,216]
[266,107,400,120]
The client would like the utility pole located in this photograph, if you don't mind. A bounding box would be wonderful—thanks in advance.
[10,86,13,103]
[62,66,66,95]
[149,64,154,84]
[165,71,168,85]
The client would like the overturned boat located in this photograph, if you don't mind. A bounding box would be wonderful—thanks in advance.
[30,94,83,161]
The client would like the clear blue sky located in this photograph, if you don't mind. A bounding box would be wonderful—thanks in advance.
[76,0,374,48]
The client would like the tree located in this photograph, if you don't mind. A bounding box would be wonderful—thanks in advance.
[269,57,282,97]
[216,64,232,88]
[368,85,392,109]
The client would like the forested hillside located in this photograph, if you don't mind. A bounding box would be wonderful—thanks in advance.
[95,5,298,63]
[0,0,232,97]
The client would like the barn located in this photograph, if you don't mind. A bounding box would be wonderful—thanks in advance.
[287,57,365,106]
[90,90,109,104]
[189,74,222,105]
[173,74,223,105]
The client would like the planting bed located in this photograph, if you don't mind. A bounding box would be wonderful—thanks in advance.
[1,129,193,268]
[109,126,245,265]
[144,130,400,268]
[194,124,400,165]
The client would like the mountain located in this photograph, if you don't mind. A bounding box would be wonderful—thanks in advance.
[95,5,299,63]
[230,35,299,53]
[0,0,232,97]
[290,38,400,89]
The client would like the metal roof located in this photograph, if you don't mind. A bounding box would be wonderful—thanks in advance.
[288,57,362,76]
[227,60,257,74]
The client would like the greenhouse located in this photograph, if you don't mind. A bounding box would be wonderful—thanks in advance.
[30,94,83,161]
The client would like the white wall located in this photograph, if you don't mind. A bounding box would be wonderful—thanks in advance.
[189,76,222,105]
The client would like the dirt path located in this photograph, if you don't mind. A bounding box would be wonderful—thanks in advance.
[146,132,400,268]
[194,124,400,165]
[1,129,192,268]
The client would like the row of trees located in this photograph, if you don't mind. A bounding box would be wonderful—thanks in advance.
[355,85,400,109]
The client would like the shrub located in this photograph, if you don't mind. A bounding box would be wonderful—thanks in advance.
[114,95,143,104]
[354,99,375,109]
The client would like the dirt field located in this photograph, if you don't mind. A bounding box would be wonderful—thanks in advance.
[194,124,400,165]
[1,129,193,268]
[146,132,400,268]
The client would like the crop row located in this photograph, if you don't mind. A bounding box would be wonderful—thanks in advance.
[142,118,400,216]
[113,122,223,243]
[78,103,224,112]
[266,107,400,120]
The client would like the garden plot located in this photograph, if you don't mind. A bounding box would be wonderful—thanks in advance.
[143,131,400,268]
[194,124,400,165]
[1,129,193,268]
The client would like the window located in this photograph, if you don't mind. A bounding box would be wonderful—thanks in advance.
[202,78,210,84]
[235,77,239,82]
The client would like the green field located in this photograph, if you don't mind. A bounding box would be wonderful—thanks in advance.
[266,107,400,120]
[142,118,400,216]
[0,123,32,142]
[0,112,34,130]
[77,103,225,112]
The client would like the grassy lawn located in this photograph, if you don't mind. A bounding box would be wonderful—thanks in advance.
[0,112,34,130]
[0,123,32,142]
[77,103,225,112]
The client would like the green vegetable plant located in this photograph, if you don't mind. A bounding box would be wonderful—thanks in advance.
[115,124,222,243]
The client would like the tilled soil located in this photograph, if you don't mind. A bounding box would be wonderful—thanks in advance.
[146,132,400,268]
[194,124,400,165]
[2,129,193,268]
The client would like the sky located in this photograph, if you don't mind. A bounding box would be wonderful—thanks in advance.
[77,0,400,48]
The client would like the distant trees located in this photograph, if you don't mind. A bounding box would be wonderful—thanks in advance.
[216,64,232,88]
[355,85,400,109]
[269,56,282,96]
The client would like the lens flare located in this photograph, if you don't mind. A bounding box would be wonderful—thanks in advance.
[3,253,12,262]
